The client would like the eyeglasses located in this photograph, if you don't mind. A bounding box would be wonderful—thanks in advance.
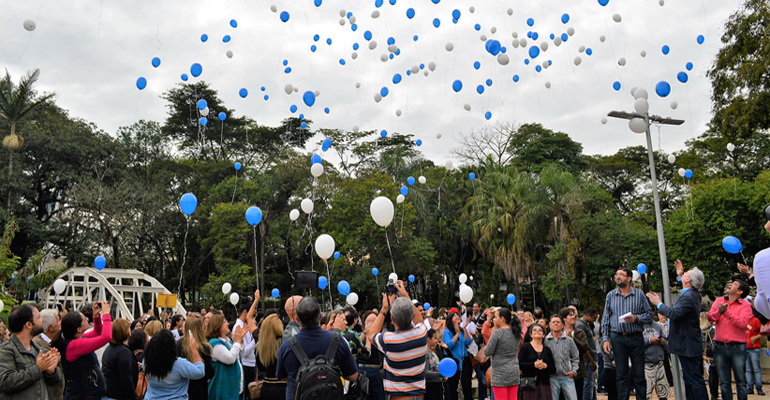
[614,273,628,278]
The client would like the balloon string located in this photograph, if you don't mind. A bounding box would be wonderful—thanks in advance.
[400,202,405,237]
[385,229,396,274]
[286,222,294,282]
[231,170,238,205]
[253,225,259,291]
[177,217,190,295]
[324,259,333,311]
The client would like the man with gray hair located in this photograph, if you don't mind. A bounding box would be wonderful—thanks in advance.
[366,280,428,399]
[32,309,64,400]
[646,260,707,400]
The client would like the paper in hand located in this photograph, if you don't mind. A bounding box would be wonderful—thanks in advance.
[619,312,633,323]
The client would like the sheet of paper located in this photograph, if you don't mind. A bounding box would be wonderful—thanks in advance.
[619,312,633,323]
[468,341,479,356]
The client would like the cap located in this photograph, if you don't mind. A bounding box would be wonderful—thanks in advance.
[448,307,459,314]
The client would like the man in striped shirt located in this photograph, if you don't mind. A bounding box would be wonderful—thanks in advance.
[367,280,428,400]
[601,267,653,400]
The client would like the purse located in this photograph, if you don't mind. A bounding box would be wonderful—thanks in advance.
[520,376,537,391]
[248,380,264,399]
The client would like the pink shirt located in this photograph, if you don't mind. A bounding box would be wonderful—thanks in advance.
[66,313,112,362]
[707,297,752,343]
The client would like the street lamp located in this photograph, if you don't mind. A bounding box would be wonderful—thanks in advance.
[608,99,685,400]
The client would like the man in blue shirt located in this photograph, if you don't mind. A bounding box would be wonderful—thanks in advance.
[276,297,359,400]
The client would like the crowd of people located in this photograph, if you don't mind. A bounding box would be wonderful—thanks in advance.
[2,216,770,400]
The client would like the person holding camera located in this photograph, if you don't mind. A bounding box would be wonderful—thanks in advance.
[443,309,472,400]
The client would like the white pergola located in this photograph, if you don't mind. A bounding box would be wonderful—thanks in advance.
[41,267,186,320]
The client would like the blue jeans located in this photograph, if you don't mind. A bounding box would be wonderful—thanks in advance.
[714,342,748,400]
[679,355,708,400]
[747,348,763,390]
[597,353,605,391]
[584,359,596,400]
[551,377,578,400]
[474,364,487,400]
[359,365,385,400]
[610,333,646,400]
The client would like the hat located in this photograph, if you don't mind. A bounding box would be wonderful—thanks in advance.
[448,307,459,314]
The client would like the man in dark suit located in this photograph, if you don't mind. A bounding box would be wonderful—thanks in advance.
[646,259,707,400]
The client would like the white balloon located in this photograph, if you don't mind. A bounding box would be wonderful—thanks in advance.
[284,84,294,95]
[200,107,209,117]
[222,282,232,294]
[612,13,622,22]
[369,40,378,50]
[230,292,240,306]
[388,44,398,53]
[511,31,518,38]
[301,198,314,214]
[339,9,347,17]
[670,101,678,110]
[490,294,495,299]
[464,104,471,112]
[629,118,647,134]
[226,50,233,59]
[511,39,520,48]
[396,194,405,204]
[353,126,360,132]
[389,273,398,282]
[445,160,454,170]
[53,279,66,295]
[634,98,649,114]
[411,65,420,74]
[270,5,277,12]
[480,35,487,42]
[315,234,335,260]
[23,20,36,31]
[459,273,468,284]
[727,143,735,152]
[418,176,426,184]
[632,271,640,282]
[294,87,299,93]
[574,56,582,66]
[428,62,436,71]
[599,35,606,43]
[601,117,608,125]
[678,168,686,177]
[519,38,528,47]
[347,293,359,305]
[553,37,562,46]
[542,61,549,69]
[491,26,497,34]
[659,0,665,5]
[310,163,324,177]
[374,93,383,103]
[618,57,627,66]
[0,299,3,311]
[289,209,300,221]
[668,154,676,163]
[355,83,361,89]
[396,109,402,117]
[631,87,638,96]
[567,27,575,36]
[339,19,346,26]
[579,46,586,53]
[372,10,380,18]
[445,42,454,52]
[540,42,548,51]
[633,88,649,100]
[423,71,429,77]
[640,50,647,57]
[497,54,510,66]
[351,52,358,60]
[370,196,395,227]
[436,133,442,139]
[469,6,475,13]
[545,82,551,89]
[507,8,513,16]
[350,16,357,24]
[380,54,388,62]
[459,286,474,303]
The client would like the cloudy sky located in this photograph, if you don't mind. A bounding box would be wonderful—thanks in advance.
[0,0,741,166]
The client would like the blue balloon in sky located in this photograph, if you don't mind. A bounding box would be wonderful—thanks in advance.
[201,34,208,42]
[239,88,248,98]
[380,130,388,138]
[561,14,570,24]
[513,75,520,83]
[272,288,280,298]
[416,140,422,146]
[476,85,485,94]
[234,162,241,170]
[314,0,322,6]
[372,268,379,276]
[301,122,307,129]
[561,33,569,42]
[407,176,415,185]
[223,35,231,43]
[474,23,481,31]
[613,81,621,91]
[339,59,346,66]
[469,172,476,180]
[474,61,481,70]
[409,275,415,282]
[424,303,431,311]
[94,256,107,270]
[686,62,694,71]
[662,45,670,55]
[452,9,461,20]
[586,48,593,56]
[319,276,328,289]
[280,11,290,22]
[655,81,672,97]
[722,236,742,254]
[507,293,516,305]
[406,8,415,18]
[199,117,207,126]
[364,31,372,40]
[485,40,501,56]
[197,99,207,110]
[219,112,226,121]
[181,74,188,82]
[401,186,409,196]
[697,35,705,44]
[180,193,197,215]
[303,91,316,107]
[677,72,688,83]
[375,0,383,7]
[439,358,457,378]
[322,138,332,151]
[245,206,263,226]
[334,251,341,260]
[598,0,609,5]
[337,280,351,295]
[486,79,493,87]
[433,18,440,28]
[190,63,203,77]
[311,154,322,165]
[324,107,330,114]
[290,104,298,113]
[485,112,492,120]
[393,74,402,84]
[230,19,237,28]
[528,46,540,59]
[637,263,647,274]
[136,77,147,90]
[314,34,320,41]
[380,87,389,97]
[310,45,317,52]
[527,18,534,26]
[151,57,161,68]
[684,169,693,179]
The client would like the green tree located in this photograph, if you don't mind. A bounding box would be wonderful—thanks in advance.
[509,123,588,174]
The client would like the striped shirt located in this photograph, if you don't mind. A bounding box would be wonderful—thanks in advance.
[601,286,653,343]
[373,323,428,396]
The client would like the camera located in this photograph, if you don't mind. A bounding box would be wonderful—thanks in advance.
[79,302,100,323]
[385,278,398,294]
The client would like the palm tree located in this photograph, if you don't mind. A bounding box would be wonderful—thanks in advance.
[0,68,54,209]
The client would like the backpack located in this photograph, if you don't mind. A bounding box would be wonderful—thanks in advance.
[287,332,345,400]
[134,349,148,399]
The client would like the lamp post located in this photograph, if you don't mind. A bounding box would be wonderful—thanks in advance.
[607,108,685,400]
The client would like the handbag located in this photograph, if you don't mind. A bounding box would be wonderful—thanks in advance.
[520,376,537,391]
[248,380,264,399]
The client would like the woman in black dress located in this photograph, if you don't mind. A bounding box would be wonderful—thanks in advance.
[518,324,556,400]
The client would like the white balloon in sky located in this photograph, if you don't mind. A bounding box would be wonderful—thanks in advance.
[301,198,314,214]
[579,46,586,53]
[418,176,426,184]
[519,38,527,47]
[678,168,686,177]
[230,292,240,306]
[600,35,606,42]
[293,87,298,93]
[668,154,676,163]
[542,61,549,69]
[727,143,735,152]
[338,9,346,17]
[351,52,358,60]
[284,84,293,95]
[574,56,582,66]
[370,197,395,227]
[612,13,622,22]
[23,20,36,31]
[480,35,487,42]
[350,16,357,24]
[629,118,647,134]
[618,57,627,66]
[634,98,649,114]
[554,36,562,46]
[388,44,398,53]
[200,107,209,117]
[289,209,300,221]
[445,160,454,170]
[374,93,382,103]
[411,65,419,74]
[355,82,361,89]
[270,5,277,12]
[222,282,232,294]
[670,101,678,110]
[53,279,66,294]
[445,42,454,52]
[428,62,436,71]
[352,126,359,132]
[631,87,638,96]
[640,50,647,57]
[567,27,575,36]
[497,54,510,66]
[459,286,473,303]
[310,163,324,178]
[346,293,359,306]
[369,40,378,50]
[545,81,551,89]
[315,234,335,260]
[540,42,548,51]
[339,19,346,26]
[491,26,497,34]
[511,39,520,48]
[380,54,388,62]
[371,10,380,18]
[226,50,233,59]
[659,0,665,5]
[601,117,608,125]
[459,273,468,284]
[463,104,471,111]
[634,88,649,100]
[512,31,518,38]
[423,71,429,77]
[436,133,442,139]
[469,6,475,13]
[396,194,405,204]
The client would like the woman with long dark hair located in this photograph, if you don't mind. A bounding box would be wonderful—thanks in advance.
[52,301,112,400]
[442,312,472,400]
[144,329,205,399]
[519,322,556,400]
[483,308,523,400]
[102,318,138,400]
[177,316,215,400]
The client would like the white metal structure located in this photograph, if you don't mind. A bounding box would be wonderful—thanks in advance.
[41,267,186,320]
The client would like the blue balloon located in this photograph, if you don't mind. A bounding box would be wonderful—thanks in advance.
[439,358,457,378]
[375,0,383,7]
[409,275,415,283]
[677,72,688,83]
[424,303,431,311]
[529,46,540,59]
[326,38,332,45]
[353,43,359,50]
[199,117,207,126]
[527,18,534,26]
[655,81,672,98]
[406,8,415,18]
[219,112,226,121]
[686,62,694,71]
[324,107,330,114]
[431,0,439,3]
[272,288,280,298]
[414,35,419,41]
[406,69,410,75]
[433,18,440,28]
[245,206,263,226]
[685,169,693,179]
[181,74,188,82]
[532,32,539,41]
[485,40,501,56]
[662,45,670,55]
[561,33,569,42]
[201,34,208,42]
[364,31,372,41]
[280,11,290,22]
[314,0,322,6]
[400,186,409,196]
[474,61,481,70]
[322,138,332,151]
[407,176,415,185]
[536,65,542,73]
[319,276,328,289]
[613,81,621,91]
[416,139,422,146]
[234,162,241,170]
[339,59,346,66]
[507,293,516,305]
[347,12,352,18]
[223,35,231,43]
[334,251,341,260]
[452,9,461,19]
[561,14,570,24]
[301,122,307,129]
[380,87,389,97]
[310,45,317,52]
[372,268,379,277]
[484,112,492,120]
[337,280,351,295]
[151,57,161,68]
[290,104,298,113]
[136,77,147,90]
[180,193,197,215]
[586,48,593,56]
[299,114,304,120]
[94,256,107,270]
[351,24,358,31]
[501,47,507,53]
[474,23,481,31]
[722,236,742,254]
[477,85,485,95]
[524,59,530,65]
[197,99,207,110]
[697,35,705,44]
[598,0,609,4]
[264,95,269,101]
[637,263,647,274]
[283,60,289,66]
[285,67,292,73]
[469,172,476,180]
[380,130,388,138]
[302,91,316,107]
[190,63,203,77]
[230,19,238,28]
[314,34,320,42]
[311,154,322,165]
[486,79,493,87]
[513,75,520,83]
[239,88,248,98]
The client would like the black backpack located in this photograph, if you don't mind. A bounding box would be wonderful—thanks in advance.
[287,331,345,400]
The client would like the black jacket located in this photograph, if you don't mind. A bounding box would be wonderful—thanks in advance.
[101,344,138,400]
[657,288,704,359]
[518,342,556,385]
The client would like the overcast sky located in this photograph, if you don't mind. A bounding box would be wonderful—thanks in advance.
[0,0,741,166]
